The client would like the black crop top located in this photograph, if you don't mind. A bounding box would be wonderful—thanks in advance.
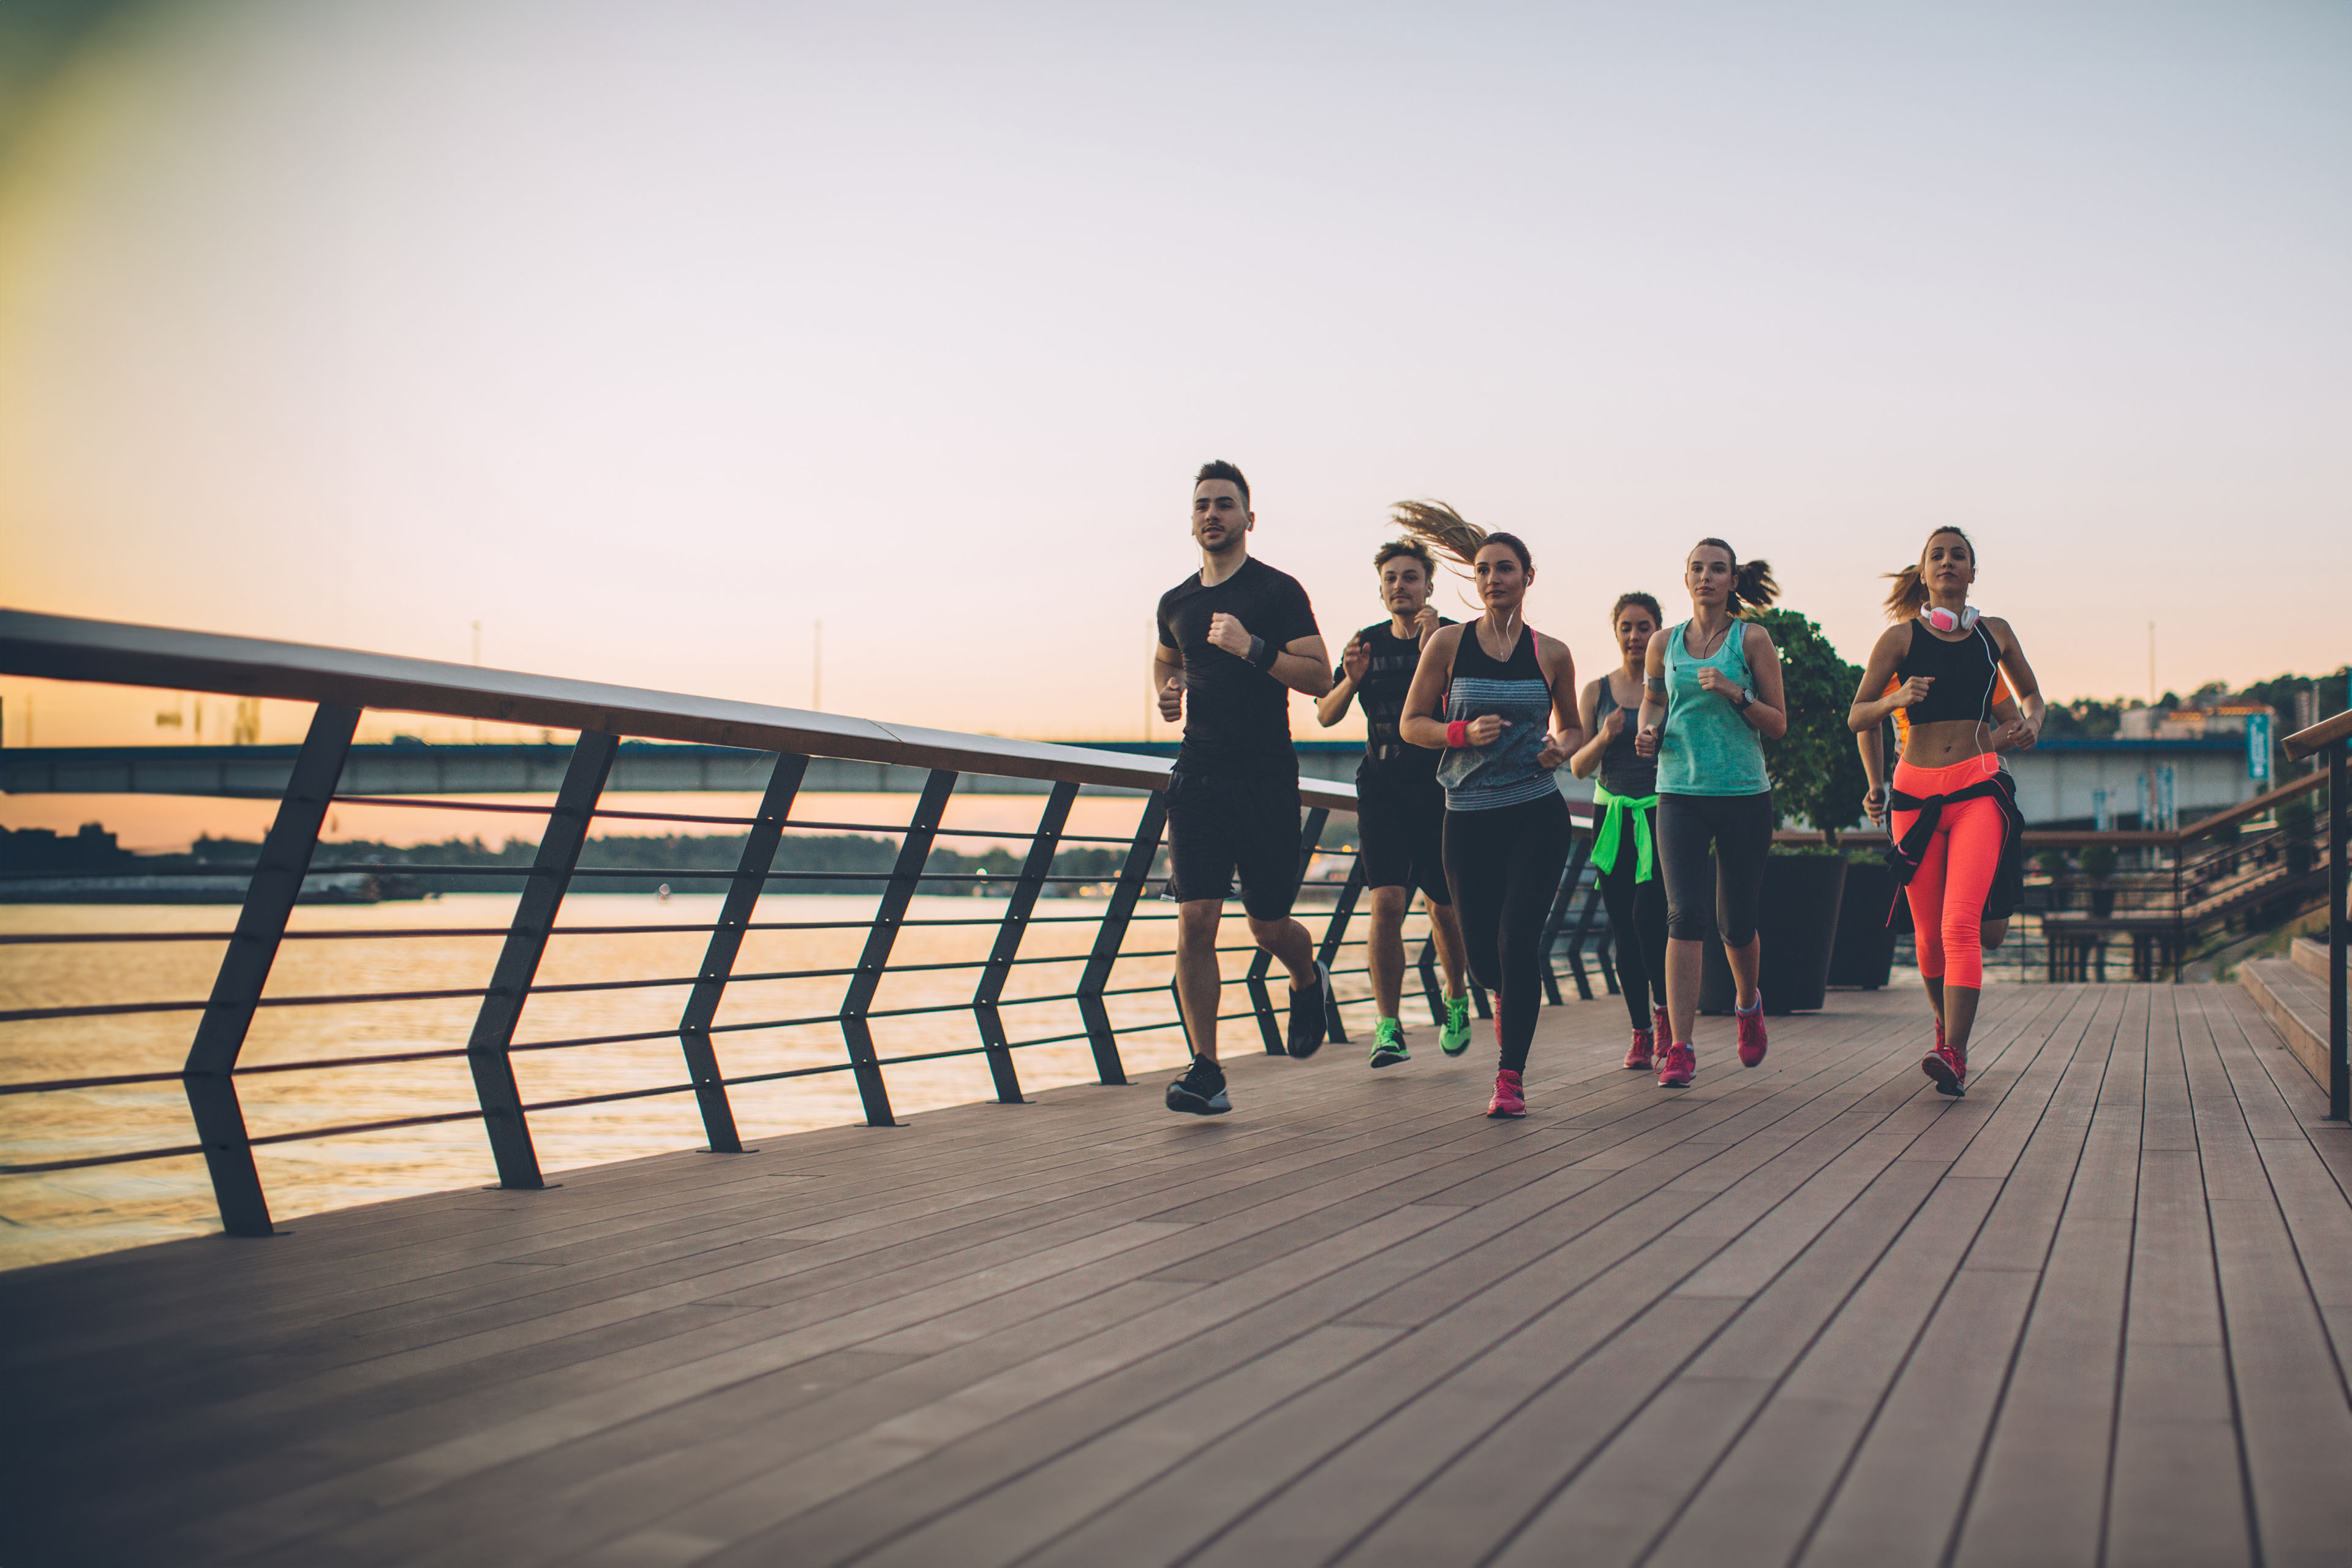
[1896,619,2002,728]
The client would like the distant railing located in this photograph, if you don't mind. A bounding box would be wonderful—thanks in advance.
[0,609,1617,1238]
[2282,707,2350,1119]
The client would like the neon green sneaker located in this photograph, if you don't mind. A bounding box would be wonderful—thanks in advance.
[1440,994,1473,1057]
[1369,1017,1410,1069]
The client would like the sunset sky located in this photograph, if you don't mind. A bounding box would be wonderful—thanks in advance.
[4,0,2348,774]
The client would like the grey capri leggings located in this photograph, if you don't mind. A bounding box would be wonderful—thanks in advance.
[1657,791,1775,946]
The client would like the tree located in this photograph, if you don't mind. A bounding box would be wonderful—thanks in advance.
[1747,607,1870,846]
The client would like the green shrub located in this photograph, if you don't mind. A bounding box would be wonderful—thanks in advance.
[1746,607,1869,847]
[2079,843,2119,880]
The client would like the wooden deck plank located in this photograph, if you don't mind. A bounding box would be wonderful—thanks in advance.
[1951,981,2144,1567]
[7,985,2350,1568]
[2102,995,2251,1566]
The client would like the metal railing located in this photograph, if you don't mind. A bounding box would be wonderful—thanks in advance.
[0,609,1617,1238]
[2283,707,2350,1118]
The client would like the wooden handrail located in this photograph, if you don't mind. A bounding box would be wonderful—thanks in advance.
[2284,707,2352,761]
[0,608,1371,812]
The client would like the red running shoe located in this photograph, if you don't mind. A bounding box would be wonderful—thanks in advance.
[1624,1028,1655,1070]
[1735,995,1768,1068]
[1657,1042,1695,1088]
[1487,1069,1526,1118]
[1923,1042,1967,1097]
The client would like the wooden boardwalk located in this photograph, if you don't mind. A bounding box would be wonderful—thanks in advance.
[7,984,2352,1567]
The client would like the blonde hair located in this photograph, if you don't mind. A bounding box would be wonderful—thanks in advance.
[1390,500,1533,573]
[1883,527,1978,620]
[1689,537,1777,615]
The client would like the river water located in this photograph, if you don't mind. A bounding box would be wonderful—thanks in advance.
[1,892,1289,1268]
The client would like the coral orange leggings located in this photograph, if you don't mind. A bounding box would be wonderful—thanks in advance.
[1893,755,2007,990]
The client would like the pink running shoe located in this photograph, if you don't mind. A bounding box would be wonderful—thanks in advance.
[1487,1069,1526,1118]
[1735,995,1768,1068]
[1624,1028,1655,1071]
[1923,1042,1967,1097]
[1657,1042,1695,1088]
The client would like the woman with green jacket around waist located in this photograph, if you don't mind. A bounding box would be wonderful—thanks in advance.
[1570,591,1670,1072]
[1633,538,1788,1088]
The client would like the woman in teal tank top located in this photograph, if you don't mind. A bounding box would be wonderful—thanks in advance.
[1632,538,1787,1088]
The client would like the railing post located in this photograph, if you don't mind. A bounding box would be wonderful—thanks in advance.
[973,781,1079,1105]
[1077,792,1168,1086]
[676,751,809,1153]
[1248,807,1327,1055]
[464,729,618,1189]
[1312,851,1365,1045]
[181,701,358,1236]
[2330,741,2346,1121]
[838,769,957,1128]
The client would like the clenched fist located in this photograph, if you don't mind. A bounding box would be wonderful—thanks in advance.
[1157,676,1183,722]
[1634,723,1662,758]
[1207,612,1252,658]
[1341,633,1370,682]
[1889,675,1934,708]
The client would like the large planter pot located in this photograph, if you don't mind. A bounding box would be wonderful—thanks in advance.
[1828,856,1897,990]
[1700,853,1848,1014]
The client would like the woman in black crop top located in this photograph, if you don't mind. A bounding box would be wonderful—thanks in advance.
[1848,527,2045,1098]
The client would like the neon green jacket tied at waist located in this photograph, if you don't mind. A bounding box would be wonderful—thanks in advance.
[1589,782,1659,883]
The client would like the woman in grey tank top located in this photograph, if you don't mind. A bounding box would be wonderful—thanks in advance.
[1395,504,1580,1122]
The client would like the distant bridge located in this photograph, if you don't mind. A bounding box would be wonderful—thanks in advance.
[0,734,2272,824]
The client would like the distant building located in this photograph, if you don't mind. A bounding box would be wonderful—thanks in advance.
[0,823,132,872]
[2118,698,2275,742]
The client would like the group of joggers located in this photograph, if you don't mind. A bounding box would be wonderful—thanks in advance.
[1153,459,2043,1121]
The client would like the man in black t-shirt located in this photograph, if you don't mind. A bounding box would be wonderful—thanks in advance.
[1314,538,1472,1069]
[1153,459,1332,1116]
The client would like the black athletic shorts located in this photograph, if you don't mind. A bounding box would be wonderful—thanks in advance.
[1354,773,1450,905]
[1163,767,1302,922]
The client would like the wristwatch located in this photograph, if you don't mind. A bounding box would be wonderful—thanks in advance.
[1732,687,1754,710]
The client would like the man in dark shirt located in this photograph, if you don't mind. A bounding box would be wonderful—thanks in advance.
[1153,459,1332,1115]
[1315,538,1472,1068]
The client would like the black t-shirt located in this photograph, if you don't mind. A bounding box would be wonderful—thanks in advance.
[1338,617,1453,786]
[1156,556,1319,773]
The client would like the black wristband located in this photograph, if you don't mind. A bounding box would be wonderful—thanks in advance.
[1247,635,1278,671]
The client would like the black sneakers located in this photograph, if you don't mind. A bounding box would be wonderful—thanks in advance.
[1287,960,1332,1059]
[1166,1055,1231,1115]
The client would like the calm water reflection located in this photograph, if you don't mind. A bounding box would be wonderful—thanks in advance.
[0,892,1293,1267]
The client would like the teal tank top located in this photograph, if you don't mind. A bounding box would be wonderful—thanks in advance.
[1657,619,1771,797]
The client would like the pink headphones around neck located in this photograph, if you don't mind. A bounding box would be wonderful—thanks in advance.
[1924,605,1980,633]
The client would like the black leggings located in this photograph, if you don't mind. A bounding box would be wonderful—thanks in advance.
[1658,791,1774,946]
[1596,808,1668,1030]
[1442,791,1572,1074]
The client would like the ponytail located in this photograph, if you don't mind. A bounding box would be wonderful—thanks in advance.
[1392,501,1533,573]
[1882,565,1929,621]
[1690,537,1779,616]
